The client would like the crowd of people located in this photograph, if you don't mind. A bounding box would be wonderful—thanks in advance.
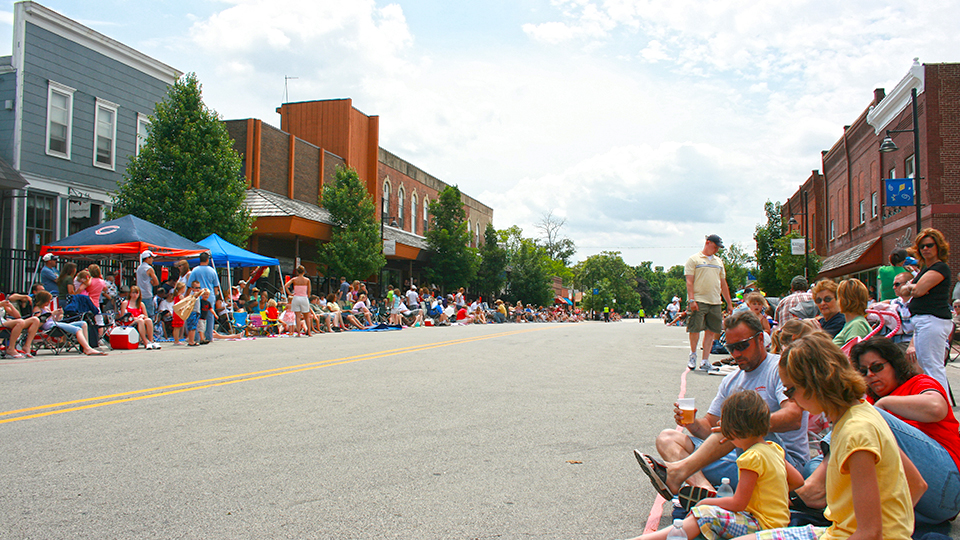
[3,252,587,356]
[629,228,957,540]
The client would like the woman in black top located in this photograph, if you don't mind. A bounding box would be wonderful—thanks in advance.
[901,228,953,393]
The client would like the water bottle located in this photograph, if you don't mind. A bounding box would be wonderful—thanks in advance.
[717,477,734,497]
[665,519,686,540]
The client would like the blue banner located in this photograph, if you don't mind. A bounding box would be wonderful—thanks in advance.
[885,178,915,207]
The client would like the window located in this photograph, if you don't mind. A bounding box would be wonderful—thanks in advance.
[26,193,55,249]
[859,200,865,224]
[905,155,915,179]
[467,220,471,246]
[382,181,390,216]
[94,98,119,169]
[397,187,405,230]
[889,167,896,180]
[871,192,878,218]
[46,81,75,158]
[830,219,835,240]
[476,221,480,246]
[411,194,417,235]
[423,198,429,233]
[136,114,151,156]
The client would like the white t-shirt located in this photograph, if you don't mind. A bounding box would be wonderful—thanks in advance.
[405,290,419,307]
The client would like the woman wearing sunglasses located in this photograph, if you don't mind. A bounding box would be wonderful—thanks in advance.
[850,337,960,525]
[810,280,845,338]
[899,228,953,394]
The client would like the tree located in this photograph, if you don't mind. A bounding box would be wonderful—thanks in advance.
[473,223,507,298]
[754,200,785,295]
[505,238,553,307]
[635,261,666,313]
[317,166,386,280]
[425,185,477,291]
[573,251,641,312]
[661,265,687,307]
[774,232,823,290]
[110,73,252,245]
[535,211,576,265]
[719,242,755,295]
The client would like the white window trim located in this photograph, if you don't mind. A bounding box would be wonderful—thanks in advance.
[871,192,878,218]
[410,194,417,235]
[423,198,429,232]
[136,113,151,156]
[830,219,835,240]
[905,155,916,179]
[859,200,865,224]
[93,98,119,170]
[45,80,75,159]
[382,179,391,216]
[397,187,405,230]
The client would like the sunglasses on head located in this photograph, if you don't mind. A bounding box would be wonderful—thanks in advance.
[814,295,834,304]
[725,331,761,354]
[858,362,887,377]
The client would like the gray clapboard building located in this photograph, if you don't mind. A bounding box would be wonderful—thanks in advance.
[0,1,181,262]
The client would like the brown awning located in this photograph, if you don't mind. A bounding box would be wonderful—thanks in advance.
[817,237,882,278]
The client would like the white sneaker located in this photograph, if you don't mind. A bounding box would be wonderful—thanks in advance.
[687,352,697,370]
[699,360,712,371]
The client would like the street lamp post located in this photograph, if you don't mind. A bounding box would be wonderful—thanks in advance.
[787,189,810,279]
[879,87,922,234]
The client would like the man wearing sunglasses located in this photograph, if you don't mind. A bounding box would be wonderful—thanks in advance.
[683,234,733,371]
[637,311,808,497]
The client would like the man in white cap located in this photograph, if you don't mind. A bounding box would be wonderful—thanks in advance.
[40,253,59,295]
[137,250,159,318]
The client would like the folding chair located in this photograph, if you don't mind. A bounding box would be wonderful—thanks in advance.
[233,312,248,334]
[244,313,269,337]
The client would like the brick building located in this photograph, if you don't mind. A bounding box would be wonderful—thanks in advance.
[225,98,494,292]
[784,60,960,288]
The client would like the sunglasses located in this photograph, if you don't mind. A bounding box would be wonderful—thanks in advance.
[814,295,834,304]
[858,362,887,377]
[893,282,908,288]
[784,386,797,399]
[919,242,937,250]
[725,331,762,354]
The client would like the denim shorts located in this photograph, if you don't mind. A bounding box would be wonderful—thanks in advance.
[185,312,199,331]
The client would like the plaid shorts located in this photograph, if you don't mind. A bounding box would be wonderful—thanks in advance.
[690,505,760,539]
[755,525,827,540]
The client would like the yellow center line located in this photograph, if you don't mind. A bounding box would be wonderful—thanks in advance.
[0,325,558,424]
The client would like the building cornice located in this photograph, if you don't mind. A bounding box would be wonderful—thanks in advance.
[867,58,924,135]
[15,1,182,85]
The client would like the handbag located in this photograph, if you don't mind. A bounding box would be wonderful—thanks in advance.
[174,295,197,321]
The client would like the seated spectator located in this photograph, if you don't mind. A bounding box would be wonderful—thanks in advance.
[811,279,845,338]
[743,292,772,348]
[0,296,41,358]
[493,300,507,323]
[352,294,374,326]
[848,337,960,525]
[635,311,808,498]
[309,295,331,333]
[469,300,487,324]
[32,291,105,356]
[323,293,346,330]
[156,288,174,339]
[56,262,78,299]
[775,276,815,325]
[832,278,872,348]
[120,286,160,350]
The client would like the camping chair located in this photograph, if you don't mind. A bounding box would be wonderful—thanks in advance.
[244,313,269,337]
[33,316,81,356]
[232,312,249,334]
[264,311,282,335]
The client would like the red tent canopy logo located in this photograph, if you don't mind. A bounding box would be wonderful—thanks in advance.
[95,225,120,235]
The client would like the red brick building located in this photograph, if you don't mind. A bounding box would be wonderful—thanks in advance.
[784,60,960,287]
[224,98,494,291]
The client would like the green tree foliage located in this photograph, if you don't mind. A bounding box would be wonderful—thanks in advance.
[719,242,755,294]
[535,211,577,266]
[473,223,508,298]
[425,185,477,290]
[317,166,386,280]
[505,238,553,306]
[635,261,667,312]
[661,265,687,307]
[110,73,252,245]
[754,200,785,295]
[573,251,641,312]
[774,231,823,290]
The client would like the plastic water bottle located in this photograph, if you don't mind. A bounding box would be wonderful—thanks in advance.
[665,519,686,540]
[717,477,734,497]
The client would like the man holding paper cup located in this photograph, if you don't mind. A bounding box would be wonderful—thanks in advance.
[635,311,809,497]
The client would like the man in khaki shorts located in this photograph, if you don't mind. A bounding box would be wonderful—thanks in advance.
[684,234,732,370]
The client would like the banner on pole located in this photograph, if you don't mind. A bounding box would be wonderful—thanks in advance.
[885,178,915,207]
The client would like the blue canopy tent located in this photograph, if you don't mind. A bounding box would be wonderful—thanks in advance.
[193,234,283,310]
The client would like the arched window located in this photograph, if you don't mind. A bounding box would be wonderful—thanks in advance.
[467,220,472,246]
[382,180,390,217]
[423,198,429,233]
[411,194,418,235]
[476,221,481,246]
[397,187,405,230]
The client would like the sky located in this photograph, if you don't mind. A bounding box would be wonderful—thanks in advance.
[2,0,958,269]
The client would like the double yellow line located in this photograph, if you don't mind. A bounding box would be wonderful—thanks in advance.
[0,326,555,425]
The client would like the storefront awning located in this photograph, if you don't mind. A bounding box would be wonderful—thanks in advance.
[818,237,883,278]
[0,157,28,190]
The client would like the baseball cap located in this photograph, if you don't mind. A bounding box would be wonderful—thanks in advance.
[706,234,724,248]
[42,253,57,262]
[140,250,155,260]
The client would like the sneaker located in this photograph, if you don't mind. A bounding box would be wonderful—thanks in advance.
[699,360,712,371]
[687,352,697,370]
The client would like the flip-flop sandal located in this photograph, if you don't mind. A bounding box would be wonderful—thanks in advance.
[634,450,674,500]
[678,485,716,512]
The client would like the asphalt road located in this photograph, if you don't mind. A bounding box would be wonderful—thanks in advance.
[1,320,958,539]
